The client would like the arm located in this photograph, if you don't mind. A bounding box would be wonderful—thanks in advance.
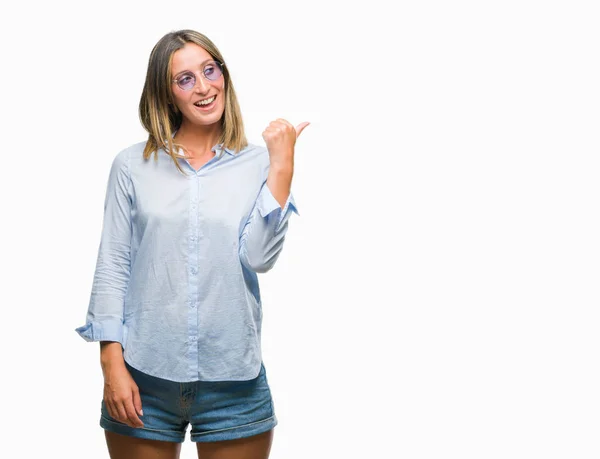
[100,341,126,369]
[266,163,293,211]
[75,150,133,356]
[239,163,299,273]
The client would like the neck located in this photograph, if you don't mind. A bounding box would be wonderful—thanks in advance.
[174,122,222,158]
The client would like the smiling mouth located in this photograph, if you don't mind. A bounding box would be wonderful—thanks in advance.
[194,94,217,107]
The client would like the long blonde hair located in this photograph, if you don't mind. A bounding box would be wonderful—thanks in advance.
[139,29,248,175]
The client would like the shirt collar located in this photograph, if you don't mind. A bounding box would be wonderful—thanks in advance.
[212,144,235,156]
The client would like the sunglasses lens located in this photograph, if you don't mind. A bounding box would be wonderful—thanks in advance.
[179,74,196,90]
[204,61,223,81]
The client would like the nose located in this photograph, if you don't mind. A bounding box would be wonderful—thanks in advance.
[194,73,210,93]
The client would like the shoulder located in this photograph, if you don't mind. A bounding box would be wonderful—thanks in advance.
[238,143,272,180]
[111,140,148,169]
[108,140,146,177]
[242,142,270,166]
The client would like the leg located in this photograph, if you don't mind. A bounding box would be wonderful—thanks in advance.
[195,428,274,459]
[105,430,183,459]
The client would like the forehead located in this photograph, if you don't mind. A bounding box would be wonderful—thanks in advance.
[171,43,213,76]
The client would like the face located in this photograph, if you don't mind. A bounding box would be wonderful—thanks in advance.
[170,42,225,128]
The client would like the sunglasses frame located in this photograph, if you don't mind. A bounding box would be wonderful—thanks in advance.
[172,60,226,91]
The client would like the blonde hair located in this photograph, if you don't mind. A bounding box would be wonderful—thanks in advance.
[139,29,248,175]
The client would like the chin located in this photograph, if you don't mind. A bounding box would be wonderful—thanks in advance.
[188,114,224,127]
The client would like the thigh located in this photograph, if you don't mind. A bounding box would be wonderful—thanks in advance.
[189,361,278,444]
[195,429,274,459]
[105,430,182,459]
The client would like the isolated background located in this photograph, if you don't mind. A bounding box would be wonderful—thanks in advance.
[0,1,598,458]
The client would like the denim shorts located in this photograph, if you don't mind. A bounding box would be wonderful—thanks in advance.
[100,360,277,443]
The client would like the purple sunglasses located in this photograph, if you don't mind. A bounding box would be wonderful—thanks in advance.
[172,60,225,91]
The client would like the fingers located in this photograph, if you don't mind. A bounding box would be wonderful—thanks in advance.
[106,399,117,420]
[115,400,129,425]
[267,119,310,139]
[275,118,294,129]
[104,393,144,428]
[295,121,310,138]
[133,388,144,418]
[123,397,144,428]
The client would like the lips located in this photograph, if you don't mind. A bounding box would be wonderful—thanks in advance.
[194,94,217,106]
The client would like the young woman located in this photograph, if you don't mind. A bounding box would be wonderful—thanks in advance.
[75,29,308,459]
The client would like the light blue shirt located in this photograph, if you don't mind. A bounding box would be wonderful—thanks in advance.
[75,136,298,382]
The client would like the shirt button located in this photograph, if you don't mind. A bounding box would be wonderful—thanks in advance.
[191,267,197,274]
[191,336,197,341]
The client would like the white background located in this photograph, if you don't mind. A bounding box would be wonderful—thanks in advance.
[0,0,598,458]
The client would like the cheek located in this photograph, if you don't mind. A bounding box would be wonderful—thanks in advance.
[172,90,189,111]
[176,100,187,112]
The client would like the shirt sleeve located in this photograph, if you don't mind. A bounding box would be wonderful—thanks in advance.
[74,150,133,347]
[239,179,299,274]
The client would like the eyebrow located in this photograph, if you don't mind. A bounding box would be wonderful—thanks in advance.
[173,58,214,78]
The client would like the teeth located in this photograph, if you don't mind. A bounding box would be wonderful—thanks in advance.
[195,96,215,106]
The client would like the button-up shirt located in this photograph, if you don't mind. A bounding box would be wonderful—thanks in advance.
[75,137,298,382]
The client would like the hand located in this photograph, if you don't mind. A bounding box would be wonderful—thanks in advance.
[103,363,144,428]
[262,119,310,169]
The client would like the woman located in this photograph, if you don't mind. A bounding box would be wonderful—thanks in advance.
[75,29,308,459]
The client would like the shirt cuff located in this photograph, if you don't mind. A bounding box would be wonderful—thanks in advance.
[256,182,299,232]
[75,319,128,347]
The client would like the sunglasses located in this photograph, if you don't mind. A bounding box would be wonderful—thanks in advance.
[172,60,225,91]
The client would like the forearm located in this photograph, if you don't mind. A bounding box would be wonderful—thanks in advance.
[266,161,293,209]
[100,341,125,370]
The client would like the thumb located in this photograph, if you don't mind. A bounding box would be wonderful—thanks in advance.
[132,387,143,416]
[295,121,310,139]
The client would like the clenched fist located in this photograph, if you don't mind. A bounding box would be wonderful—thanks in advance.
[262,119,309,169]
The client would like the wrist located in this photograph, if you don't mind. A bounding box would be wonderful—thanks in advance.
[269,161,294,175]
[100,341,124,367]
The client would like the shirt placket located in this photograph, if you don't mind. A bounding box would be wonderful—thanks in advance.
[187,174,200,380]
